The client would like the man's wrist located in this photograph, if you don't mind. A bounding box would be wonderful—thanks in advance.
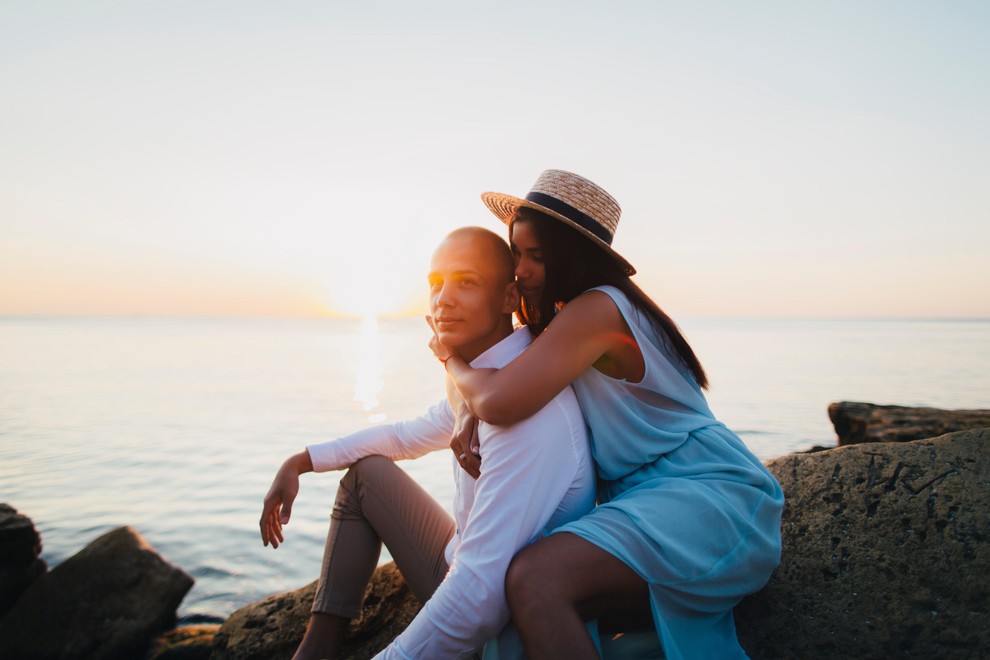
[288,450,314,474]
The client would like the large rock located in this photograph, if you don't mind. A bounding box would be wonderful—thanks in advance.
[736,428,990,658]
[0,525,194,659]
[211,561,419,660]
[829,401,990,445]
[0,503,47,618]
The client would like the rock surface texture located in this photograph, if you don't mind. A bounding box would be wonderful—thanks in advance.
[0,525,194,659]
[147,624,220,660]
[829,401,990,445]
[210,561,419,660]
[0,503,46,619]
[735,428,990,658]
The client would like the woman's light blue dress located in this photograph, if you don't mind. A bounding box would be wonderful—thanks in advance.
[554,286,784,660]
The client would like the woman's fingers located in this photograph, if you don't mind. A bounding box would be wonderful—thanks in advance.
[462,451,481,479]
[449,407,482,479]
[471,421,481,456]
[452,439,481,479]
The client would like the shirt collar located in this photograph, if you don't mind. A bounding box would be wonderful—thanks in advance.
[469,326,533,370]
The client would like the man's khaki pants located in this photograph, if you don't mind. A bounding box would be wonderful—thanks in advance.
[312,454,456,618]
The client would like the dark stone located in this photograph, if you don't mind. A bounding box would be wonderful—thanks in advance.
[0,503,47,618]
[736,429,990,658]
[0,526,194,659]
[210,561,419,660]
[829,401,990,445]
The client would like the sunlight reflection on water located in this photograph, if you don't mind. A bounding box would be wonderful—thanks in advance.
[353,316,386,423]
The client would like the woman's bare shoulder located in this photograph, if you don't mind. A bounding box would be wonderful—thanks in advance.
[553,288,625,328]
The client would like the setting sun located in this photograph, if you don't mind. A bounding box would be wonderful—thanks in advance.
[313,218,448,318]
[323,237,430,317]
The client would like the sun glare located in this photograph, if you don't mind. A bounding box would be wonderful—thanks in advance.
[326,275,412,318]
[317,223,442,318]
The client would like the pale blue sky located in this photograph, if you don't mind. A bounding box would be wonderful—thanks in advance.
[2,1,988,317]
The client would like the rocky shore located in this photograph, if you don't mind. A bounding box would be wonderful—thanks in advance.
[2,401,987,659]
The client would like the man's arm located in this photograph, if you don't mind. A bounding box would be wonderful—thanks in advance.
[260,449,313,548]
[306,399,454,472]
[379,391,594,658]
[259,401,455,548]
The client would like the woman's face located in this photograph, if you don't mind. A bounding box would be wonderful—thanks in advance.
[510,219,546,306]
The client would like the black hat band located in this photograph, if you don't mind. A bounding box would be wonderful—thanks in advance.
[525,191,613,245]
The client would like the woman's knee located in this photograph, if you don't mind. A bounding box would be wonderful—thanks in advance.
[506,541,567,612]
[505,546,535,600]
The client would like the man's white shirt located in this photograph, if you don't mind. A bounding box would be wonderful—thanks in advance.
[306,327,595,659]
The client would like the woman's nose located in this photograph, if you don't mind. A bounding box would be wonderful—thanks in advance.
[514,259,528,281]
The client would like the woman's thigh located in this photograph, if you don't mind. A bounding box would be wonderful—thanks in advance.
[508,531,653,632]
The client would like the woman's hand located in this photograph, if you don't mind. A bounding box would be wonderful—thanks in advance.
[425,315,460,365]
[447,398,481,479]
[259,450,312,549]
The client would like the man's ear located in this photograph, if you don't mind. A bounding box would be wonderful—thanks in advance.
[501,280,521,314]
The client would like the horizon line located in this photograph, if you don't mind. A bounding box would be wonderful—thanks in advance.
[1,312,988,323]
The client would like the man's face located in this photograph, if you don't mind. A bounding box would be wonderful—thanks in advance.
[428,233,515,362]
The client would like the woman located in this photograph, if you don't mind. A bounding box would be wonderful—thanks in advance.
[429,170,784,659]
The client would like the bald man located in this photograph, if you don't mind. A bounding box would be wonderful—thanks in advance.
[260,227,595,660]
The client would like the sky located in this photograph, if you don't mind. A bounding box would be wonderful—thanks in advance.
[1,0,988,319]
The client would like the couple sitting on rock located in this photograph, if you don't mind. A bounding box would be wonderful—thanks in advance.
[260,170,785,659]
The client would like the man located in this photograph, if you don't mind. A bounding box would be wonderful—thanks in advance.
[260,227,595,659]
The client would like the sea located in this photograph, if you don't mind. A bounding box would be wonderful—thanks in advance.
[1,315,987,624]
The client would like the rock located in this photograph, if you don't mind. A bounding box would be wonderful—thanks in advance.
[0,503,47,618]
[829,401,990,446]
[0,525,194,659]
[146,624,219,660]
[736,428,990,658]
[211,561,420,660]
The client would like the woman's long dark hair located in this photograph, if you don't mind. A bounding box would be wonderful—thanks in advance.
[511,208,709,389]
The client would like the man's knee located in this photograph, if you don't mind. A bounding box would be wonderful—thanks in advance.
[341,454,395,489]
[335,455,397,518]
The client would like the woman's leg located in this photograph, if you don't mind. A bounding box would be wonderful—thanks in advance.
[505,532,652,660]
[296,455,456,660]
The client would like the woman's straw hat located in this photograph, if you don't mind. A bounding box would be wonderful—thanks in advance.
[481,169,635,275]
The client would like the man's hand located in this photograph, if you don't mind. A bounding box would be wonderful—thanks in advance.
[260,450,313,549]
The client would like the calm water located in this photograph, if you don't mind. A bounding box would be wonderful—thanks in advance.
[1,316,988,622]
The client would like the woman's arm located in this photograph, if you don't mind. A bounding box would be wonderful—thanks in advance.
[443,290,633,426]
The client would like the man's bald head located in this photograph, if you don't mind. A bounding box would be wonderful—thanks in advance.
[428,226,519,362]
[439,227,515,286]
